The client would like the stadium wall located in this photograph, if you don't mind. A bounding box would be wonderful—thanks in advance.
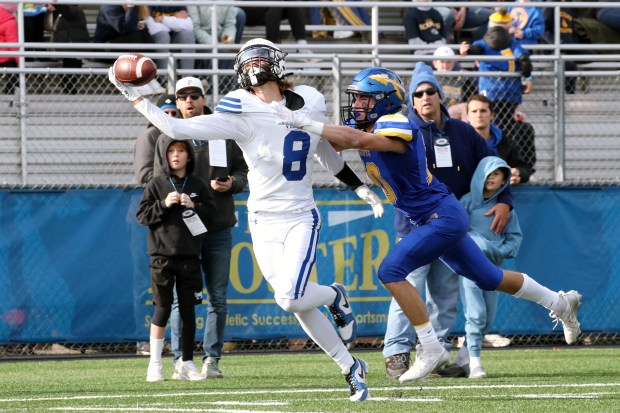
[0,186,618,344]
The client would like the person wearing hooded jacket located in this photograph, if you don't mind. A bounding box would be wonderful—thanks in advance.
[136,138,216,382]
[455,156,523,379]
[383,61,513,379]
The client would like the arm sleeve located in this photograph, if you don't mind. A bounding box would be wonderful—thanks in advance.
[187,6,213,44]
[497,212,523,259]
[162,14,194,31]
[334,162,364,190]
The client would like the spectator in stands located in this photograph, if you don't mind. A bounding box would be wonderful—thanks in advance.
[137,138,216,383]
[48,4,90,95]
[466,94,534,184]
[438,1,493,43]
[152,77,248,380]
[457,156,523,379]
[383,62,513,380]
[146,4,196,71]
[241,3,312,55]
[309,1,370,40]
[23,3,52,45]
[403,0,447,55]
[507,0,545,46]
[431,45,476,120]
[0,3,18,95]
[188,3,244,94]
[596,0,620,32]
[543,1,580,94]
[93,4,151,45]
[459,8,533,133]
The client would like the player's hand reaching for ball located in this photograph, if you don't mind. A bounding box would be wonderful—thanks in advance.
[108,67,142,102]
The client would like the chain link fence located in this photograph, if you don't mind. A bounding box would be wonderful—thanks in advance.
[2,1,620,358]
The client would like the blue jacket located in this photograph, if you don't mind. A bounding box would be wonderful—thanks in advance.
[508,4,545,45]
[396,100,513,237]
[460,156,522,265]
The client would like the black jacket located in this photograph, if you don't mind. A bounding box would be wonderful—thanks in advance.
[51,5,90,43]
[136,139,216,258]
[154,125,248,232]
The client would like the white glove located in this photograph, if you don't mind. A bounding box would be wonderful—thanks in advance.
[269,101,325,136]
[108,67,142,102]
[355,184,384,218]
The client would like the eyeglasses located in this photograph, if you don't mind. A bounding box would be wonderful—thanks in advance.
[412,87,438,99]
[176,92,203,100]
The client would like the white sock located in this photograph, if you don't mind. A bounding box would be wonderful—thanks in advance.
[415,322,442,350]
[149,337,164,364]
[294,308,353,372]
[296,39,308,45]
[454,343,470,366]
[470,356,482,370]
[513,273,564,313]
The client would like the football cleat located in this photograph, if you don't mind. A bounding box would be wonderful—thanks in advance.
[345,357,369,402]
[327,283,357,344]
[549,290,582,345]
[399,345,450,383]
[385,352,410,379]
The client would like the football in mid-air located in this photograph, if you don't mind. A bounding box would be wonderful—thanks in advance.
[113,53,157,86]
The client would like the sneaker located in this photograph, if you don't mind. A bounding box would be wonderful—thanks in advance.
[136,341,150,356]
[468,365,488,379]
[344,357,369,402]
[435,362,468,378]
[173,360,205,381]
[385,352,410,379]
[483,334,512,348]
[549,290,582,345]
[399,345,450,383]
[146,361,164,382]
[327,283,357,344]
[334,29,355,39]
[202,357,224,378]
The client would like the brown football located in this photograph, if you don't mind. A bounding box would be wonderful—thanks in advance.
[113,53,157,86]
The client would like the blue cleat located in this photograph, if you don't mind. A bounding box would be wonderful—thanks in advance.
[345,357,369,401]
[327,283,357,344]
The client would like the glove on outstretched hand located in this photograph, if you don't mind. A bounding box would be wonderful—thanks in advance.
[355,184,384,218]
[269,101,325,136]
[108,67,142,102]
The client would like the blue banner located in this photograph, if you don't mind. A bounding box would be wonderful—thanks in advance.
[0,186,618,343]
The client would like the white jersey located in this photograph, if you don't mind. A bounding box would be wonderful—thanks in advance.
[135,85,345,213]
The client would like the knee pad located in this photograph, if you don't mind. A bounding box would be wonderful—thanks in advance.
[151,305,172,327]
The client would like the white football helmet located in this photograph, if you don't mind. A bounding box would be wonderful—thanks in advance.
[234,38,288,88]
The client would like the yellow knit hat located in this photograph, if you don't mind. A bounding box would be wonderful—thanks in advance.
[488,11,514,29]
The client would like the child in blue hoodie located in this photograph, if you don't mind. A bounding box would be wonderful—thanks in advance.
[455,156,523,379]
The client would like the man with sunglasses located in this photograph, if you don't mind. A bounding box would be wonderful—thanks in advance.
[384,62,515,379]
[151,77,249,381]
[272,64,581,383]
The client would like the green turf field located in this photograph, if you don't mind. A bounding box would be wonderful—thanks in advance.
[0,347,618,412]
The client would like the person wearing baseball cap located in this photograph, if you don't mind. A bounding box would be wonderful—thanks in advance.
[175,77,206,97]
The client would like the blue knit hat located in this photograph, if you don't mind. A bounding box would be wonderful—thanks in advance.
[408,61,444,100]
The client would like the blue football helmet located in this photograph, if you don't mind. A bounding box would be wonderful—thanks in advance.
[341,67,406,129]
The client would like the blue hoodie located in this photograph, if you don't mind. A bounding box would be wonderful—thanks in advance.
[459,156,522,266]
[396,63,513,238]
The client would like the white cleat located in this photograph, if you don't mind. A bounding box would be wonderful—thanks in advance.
[399,345,450,383]
[549,290,582,345]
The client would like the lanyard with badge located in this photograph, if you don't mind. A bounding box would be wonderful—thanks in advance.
[169,176,207,236]
[433,133,453,168]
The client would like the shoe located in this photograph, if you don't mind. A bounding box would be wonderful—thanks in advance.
[549,290,582,344]
[344,357,369,402]
[136,341,150,356]
[173,360,205,381]
[435,362,468,378]
[483,334,512,348]
[334,29,355,39]
[385,352,410,379]
[202,357,224,378]
[468,365,488,379]
[326,283,357,344]
[399,345,450,383]
[146,361,164,382]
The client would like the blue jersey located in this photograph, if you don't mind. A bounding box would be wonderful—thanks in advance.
[473,38,529,104]
[357,113,451,224]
